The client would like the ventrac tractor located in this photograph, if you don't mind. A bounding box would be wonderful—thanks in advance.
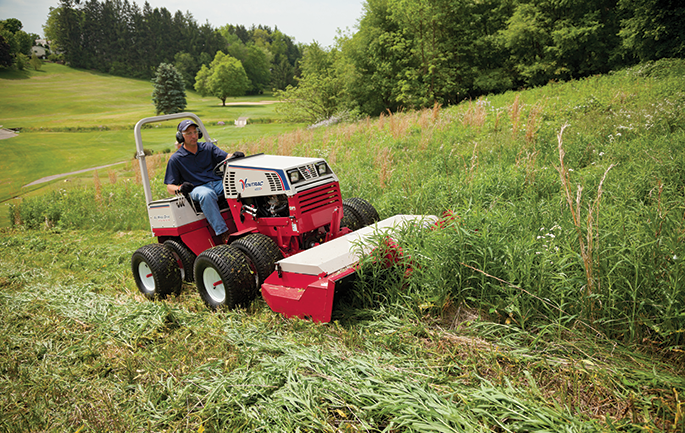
[131,113,434,322]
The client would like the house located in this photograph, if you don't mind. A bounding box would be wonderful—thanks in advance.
[235,117,249,127]
[32,39,48,58]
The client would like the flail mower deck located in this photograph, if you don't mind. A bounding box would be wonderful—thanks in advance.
[131,113,435,322]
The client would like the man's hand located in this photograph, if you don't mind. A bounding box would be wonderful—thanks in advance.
[231,151,245,158]
[179,182,195,194]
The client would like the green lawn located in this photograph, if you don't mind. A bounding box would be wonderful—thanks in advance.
[0,63,301,226]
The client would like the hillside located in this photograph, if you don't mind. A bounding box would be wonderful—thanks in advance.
[0,63,299,220]
[1,59,685,431]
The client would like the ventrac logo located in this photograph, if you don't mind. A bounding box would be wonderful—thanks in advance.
[239,178,264,190]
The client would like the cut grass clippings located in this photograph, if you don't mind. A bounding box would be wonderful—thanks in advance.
[1,229,683,431]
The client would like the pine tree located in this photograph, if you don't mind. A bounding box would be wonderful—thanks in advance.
[152,63,187,115]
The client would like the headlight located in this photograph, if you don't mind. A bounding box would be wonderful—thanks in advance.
[316,162,328,175]
[288,169,301,184]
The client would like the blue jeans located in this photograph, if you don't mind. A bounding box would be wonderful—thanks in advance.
[189,180,228,236]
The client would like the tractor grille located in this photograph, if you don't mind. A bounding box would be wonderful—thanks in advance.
[265,172,284,191]
[298,164,318,180]
[225,171,238,196]
[297,182,341,214]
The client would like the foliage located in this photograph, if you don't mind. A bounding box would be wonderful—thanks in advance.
[41,0,302,87]
[0,18,39,70]
[29,53,42,71]
[194,52,249,106]
[225,35,272,95]
[618,0,685,61]
[151,63,187,115]
[0,34,13,68]
[275,43,349,123]
[278,0,682,117]
[219,24,301,91]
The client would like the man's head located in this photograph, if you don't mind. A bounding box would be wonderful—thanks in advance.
[176,120,202,144]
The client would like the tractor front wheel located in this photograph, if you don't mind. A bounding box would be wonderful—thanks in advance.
[131,243,182,299]
[194,245,256,310]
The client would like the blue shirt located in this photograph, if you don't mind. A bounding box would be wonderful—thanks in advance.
[164,142,228,186]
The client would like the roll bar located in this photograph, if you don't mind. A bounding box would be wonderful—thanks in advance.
[133,112,213,204]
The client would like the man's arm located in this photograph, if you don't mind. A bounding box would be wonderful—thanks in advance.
[166,181,195,196]
[167,184,181,195]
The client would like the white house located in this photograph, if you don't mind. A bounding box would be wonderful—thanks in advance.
[235,117,249,127]
[32,39,48,58]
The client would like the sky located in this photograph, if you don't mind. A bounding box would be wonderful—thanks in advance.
[0,0,366,47]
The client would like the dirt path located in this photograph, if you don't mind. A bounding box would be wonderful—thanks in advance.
[23,161,127,187]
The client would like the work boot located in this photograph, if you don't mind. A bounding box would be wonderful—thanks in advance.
[219,231,231,244]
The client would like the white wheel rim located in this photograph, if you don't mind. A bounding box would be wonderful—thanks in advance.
[202,266,225,303]
[137,261,155,293]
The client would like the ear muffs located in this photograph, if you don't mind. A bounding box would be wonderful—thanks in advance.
[175,127,203,144]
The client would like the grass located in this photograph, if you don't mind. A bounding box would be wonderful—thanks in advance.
[0,63,303,226]
[3,58,685,431]
[1,230,683,432]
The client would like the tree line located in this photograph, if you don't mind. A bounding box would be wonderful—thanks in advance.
[277,0,685,121]
[42,0,302,93]
[0,18,41,70]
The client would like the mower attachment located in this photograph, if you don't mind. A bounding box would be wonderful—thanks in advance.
[261,215,437,322]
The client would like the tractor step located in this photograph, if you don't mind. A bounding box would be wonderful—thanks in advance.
[261,215,437,322]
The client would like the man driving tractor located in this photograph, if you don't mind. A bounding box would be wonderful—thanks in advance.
[164,120,242,243]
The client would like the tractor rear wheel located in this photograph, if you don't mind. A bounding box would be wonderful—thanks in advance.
[194,245,256,310]
[163,239,196,282]
[131,243,181,299]
[232,233,283,292]
[341,198,380,231]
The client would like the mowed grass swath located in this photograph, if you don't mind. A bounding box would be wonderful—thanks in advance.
[2,58,685,431]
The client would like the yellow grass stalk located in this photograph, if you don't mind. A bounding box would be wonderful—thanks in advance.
[556,124,616,317]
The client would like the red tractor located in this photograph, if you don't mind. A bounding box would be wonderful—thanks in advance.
[131,113,434,322]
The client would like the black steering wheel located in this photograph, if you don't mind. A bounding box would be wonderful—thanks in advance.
[213,151,245,176]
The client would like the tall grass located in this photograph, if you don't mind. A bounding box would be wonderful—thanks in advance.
[10,59,685,355]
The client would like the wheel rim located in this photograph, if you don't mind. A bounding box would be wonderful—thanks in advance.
[244,257,259,288]
[171,251,186,280]
[137,261,155,293]
[202,266,226,303]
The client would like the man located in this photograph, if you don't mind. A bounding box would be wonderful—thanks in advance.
[164,119,242,242]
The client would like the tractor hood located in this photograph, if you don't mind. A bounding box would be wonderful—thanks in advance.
[223,154,339,198]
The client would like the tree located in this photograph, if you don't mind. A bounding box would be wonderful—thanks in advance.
[0,35,12,68]
[30,52,42,70]
[275,43,347,123]
[174,51,198,88]
[152,63,187,115]
[619,0,685,61]
[1,18,42,70]
[194,52,249,106]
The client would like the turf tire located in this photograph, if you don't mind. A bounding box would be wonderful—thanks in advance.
[341,198,380,231]
[231,233,283,291]
[194,245,256,310]
[163,239,196,283]
[131,243,182,299]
